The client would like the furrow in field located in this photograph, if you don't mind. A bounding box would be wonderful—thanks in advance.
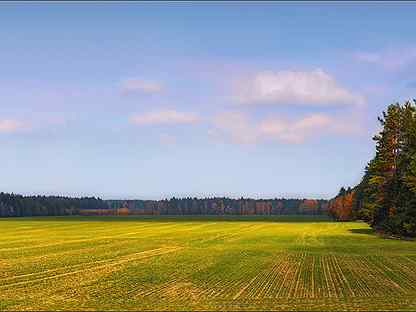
[237,253,308,300]
[341,257,373,297]
[326,256,341,298]
[385,257,416,290]
[278,254,299,298]
[368,256,413,293]
[0,246,183,289]
[295,254,314,299]
[0,238,149,277]
[353,256,393,297]
[332,255,355,297]
[211,279,245,299]
[260,255,289,298]
[310,255,316,298]
[363,258,397,295]
[226,224,269,242]
[321,255,338,298]
[260,260,286,298]
[135,279,182,298]
[314,256,327,298]
[286,253,304,298]
[0,224,171,252]
[272,255,292,298]
[195,224,266,245]
[266,254,294,298]
[243,264,276,299]
[135,279,208,303]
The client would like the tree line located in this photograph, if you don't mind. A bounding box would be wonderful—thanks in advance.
[0,193,329,217]
[329,100,416,237]
[100,198,329,216]
[0,193,107,217]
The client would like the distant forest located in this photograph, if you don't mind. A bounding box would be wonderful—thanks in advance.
[0,193,329,217]
[100,198,329,216]
[0,193,106,217]
[329,100,416,237]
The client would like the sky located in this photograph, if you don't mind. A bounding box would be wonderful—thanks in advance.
[1,2,416,200]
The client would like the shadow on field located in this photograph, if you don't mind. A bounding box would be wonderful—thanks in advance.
[349,228,375,235]
[3,215,333,223]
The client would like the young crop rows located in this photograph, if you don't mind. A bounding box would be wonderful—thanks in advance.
[1,217,416,311]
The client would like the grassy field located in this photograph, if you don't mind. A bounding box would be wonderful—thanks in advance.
[1,216,416,311]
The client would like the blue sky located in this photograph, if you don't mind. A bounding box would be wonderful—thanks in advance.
[1,3,415,200]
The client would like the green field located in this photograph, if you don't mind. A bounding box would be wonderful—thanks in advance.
[1,216,416,311]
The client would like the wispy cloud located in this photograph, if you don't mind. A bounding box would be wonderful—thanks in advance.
[233,69,365,107]
[211,111,258,145]
[354,47,416,72]
[0,119,29,133]
[259,114,333,144]
[159,134,177,145]
[354,52,382,64]
[211,111,362,145]
[129,110,201,126]
[121,79,163,95]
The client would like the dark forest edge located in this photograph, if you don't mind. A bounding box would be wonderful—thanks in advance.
[329,99,416,238]
[0,194,329,217]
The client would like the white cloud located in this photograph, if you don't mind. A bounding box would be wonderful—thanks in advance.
[211,112,362,145]
[0,119,28,133]
[129,110,200,126]
[121,79,163,95]
[233,69,365,107]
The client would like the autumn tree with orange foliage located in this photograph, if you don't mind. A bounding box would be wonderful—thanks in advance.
[328,187,354,221]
